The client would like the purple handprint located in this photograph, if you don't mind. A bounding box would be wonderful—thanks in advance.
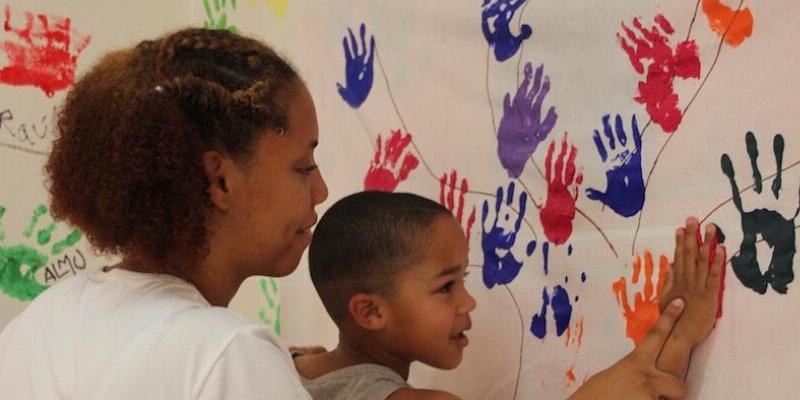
[497,62,558,178]
[482,181,530,288]
[585,114,645,217]
[336,23,375,108]
[481,0,532,62]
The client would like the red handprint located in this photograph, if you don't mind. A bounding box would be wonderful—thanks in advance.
[439,170,476,244]
[703,0,753,47]
[539,133,582,245]
[0,5,91,97]
[363,129,419,192]
[612,251,669,346]
[618,14,700,133]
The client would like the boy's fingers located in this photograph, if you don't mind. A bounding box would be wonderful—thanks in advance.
[673,227,685,284]
[707,245,725,294]
[683,217,699,288]
[636,298,685,363]
[696,224,715,288]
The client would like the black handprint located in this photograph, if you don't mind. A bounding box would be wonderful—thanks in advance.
[721,132,797,294]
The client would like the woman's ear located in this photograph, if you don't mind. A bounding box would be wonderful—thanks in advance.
[202,150,238,211]
[347,293,389,331]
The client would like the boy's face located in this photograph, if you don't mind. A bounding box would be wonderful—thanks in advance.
[382,215,476,370]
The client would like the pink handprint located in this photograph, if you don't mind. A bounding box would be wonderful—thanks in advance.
[0,5,91,97]
[539,133,582,245]
[363,129,419,192]
[618,14,700,133]
[439,170,477,244]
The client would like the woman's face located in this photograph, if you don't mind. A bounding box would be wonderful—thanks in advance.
[226,82,328,277]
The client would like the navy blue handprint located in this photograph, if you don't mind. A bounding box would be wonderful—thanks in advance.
[482,181,530,288]
[721,132,797,294]
[481,0,532,62]
[337,23,375,108]
[585,114,645,217]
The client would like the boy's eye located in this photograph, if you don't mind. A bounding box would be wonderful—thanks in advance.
[438,281,454,294]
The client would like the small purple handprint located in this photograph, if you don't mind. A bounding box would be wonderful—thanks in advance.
[482,181,530,288]
[481,0,533,62]
[336,23,375,108]
[585,114,645,217]
[497,62,558,178]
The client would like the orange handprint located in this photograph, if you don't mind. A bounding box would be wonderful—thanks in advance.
[612,251,669,346]
[703,0,753,47]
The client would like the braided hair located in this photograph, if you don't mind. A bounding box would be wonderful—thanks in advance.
[45,28,300,273]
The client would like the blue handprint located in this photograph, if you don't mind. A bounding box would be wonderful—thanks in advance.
[481,0,533,62]
[482,181,530,288]
[336,23,375,108]
[530,284,572,339]
[585,114,645,217]
[497,62,558,178]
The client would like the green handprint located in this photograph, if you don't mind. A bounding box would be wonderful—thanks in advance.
[0,204,82,301]
[258,277,281,335]
[203,0,238,33]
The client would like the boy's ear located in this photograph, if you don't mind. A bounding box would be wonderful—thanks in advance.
[202,150,240,211]
[347,293,389,331]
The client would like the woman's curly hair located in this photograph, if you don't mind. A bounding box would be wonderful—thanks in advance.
[45,28,299,274]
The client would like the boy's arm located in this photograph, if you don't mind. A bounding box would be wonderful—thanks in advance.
[388,388,460,400]
[567,298,688,400]
[656,219,725,378]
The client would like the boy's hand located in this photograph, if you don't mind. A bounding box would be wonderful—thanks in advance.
[659,217,725,347]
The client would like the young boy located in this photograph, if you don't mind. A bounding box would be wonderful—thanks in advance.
[298,191,473,400]
[296,191,724,400]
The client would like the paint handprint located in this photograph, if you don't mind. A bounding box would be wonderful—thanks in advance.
[540,133,582,245]
[363,129,419,192]
[481,181,529,288]
[0,204,82,301]
[440,170,477,244]
[721,132,797,294]
[612,251,668,346]
[258,277,281,335]
[585,114,645,217]
[531,284,573,339]
[618,14,700,133]
[481,0,532,62]
[497,62,558,178]
[703,0,753,47]
[203,0,238,32]
[0,5,91,97]
[337,23,375,108]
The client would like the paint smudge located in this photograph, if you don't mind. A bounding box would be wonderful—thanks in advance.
[0,5,91,97]
[540,133,582,245]
[618,14,700,133]
[363,129,419,192]
[702,0,753,47]
[612,251,668,346]
[585,114,645,217]
[440,170,477,245]
[531,273,586,343]
[247,0,290,18]
[0,204,82,301]
[258,277,281,335]
[721,132,796,294]
[497,61,558,178]
[481,0,532,62]
[481,181,530,288]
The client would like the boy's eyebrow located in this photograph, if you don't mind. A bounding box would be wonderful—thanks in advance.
[435,265,463,278]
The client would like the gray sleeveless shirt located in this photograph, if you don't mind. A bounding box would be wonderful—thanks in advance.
[301,363,410,400]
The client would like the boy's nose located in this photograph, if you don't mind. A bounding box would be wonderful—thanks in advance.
[459,290,477,314]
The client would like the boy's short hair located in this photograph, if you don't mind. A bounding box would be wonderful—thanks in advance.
[309,191,451,324]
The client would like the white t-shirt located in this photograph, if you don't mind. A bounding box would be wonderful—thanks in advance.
[0,269,312,399]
